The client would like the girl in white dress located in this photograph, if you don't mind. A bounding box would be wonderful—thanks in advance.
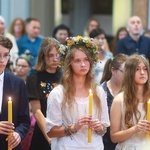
[46,36,110,150]
[110,54,150,150]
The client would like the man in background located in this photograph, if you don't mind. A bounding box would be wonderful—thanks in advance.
[117,16,150,60]
[17,18,43,67]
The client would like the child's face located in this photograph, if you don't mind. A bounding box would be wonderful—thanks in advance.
[134,62,148,86]
[94,34,105,49]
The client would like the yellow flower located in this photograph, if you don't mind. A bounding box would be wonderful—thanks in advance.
[40,82,46,87]
[86,40,92,47]
[77,36,83,40]
[67,40,74,46]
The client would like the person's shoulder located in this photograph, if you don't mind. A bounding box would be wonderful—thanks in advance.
[113,92,123,103]
[49,85,63,100]
[5,32,15,40]
[36,36,43,42]
[28,69,37,75]
[101,81,107,91]
[96,85,105,94]
[118,35,130,43]
[27,70,38,79]
[52,84,63,93]
[141,35,150,41]
[17,35,27,42]
[104,51,113,59]
[5,72,24,83]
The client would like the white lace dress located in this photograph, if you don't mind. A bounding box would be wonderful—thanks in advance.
[46,85,110,150]
[116,93,150,150]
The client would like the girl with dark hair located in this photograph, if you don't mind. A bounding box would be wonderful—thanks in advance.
[52,24,72,45]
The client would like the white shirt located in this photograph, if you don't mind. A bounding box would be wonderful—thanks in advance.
[0,71,4,113]
[46,85,110,150]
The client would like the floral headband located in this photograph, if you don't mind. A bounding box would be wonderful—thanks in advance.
[58,36,98,66]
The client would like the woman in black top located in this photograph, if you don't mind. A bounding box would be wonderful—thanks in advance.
[26,37,62,150]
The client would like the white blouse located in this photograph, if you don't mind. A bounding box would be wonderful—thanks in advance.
[46,85,110,150]
[116,93,150,150]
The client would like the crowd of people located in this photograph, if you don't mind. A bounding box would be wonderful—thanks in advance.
[0,14,150,150]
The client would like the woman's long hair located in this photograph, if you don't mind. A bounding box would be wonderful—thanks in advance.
[123,55,150,128]
[9,18,26,36]
[110,27,128,56]
[34,37,60,71]
[61,45,101,114]
[100,54,128,84]
[83,18,100,37]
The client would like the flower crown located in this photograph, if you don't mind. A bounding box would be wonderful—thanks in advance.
[58,36,98,66]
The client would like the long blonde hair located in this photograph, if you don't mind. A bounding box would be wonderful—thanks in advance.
[61,45,101,114]
[122,55,150,128]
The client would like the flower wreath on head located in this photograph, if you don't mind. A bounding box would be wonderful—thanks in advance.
[58,35,98,67]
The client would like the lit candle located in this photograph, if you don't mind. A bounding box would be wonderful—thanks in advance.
[88,89,93,143]
[8,97,12,150]
[8,97,12,123]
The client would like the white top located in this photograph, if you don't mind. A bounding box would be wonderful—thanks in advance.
[94,59,107,85]
[0,71,4,113]
[116,93,150,150]
[46,85,110,150]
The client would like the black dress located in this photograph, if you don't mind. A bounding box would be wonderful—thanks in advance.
[101,81,117,150]
[26,70,62,150]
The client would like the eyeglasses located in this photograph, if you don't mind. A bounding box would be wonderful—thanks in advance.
[0,53,10,61]
[117,68,124,73]
[46,54,60,60]
[16,64,29,68]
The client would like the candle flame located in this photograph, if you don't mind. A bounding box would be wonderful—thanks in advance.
[89,89,92,94]
[8,97,12,101]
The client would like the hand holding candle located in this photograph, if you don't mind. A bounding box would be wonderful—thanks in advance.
[8,97,12,150]
[88,89,93,143]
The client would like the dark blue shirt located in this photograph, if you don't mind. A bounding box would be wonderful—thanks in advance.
[101,81,117,150]
[116,35,150,59]
[17,35,43,67]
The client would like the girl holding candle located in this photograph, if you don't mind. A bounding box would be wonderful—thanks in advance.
[46,36,110,150]
[110,54,150,149]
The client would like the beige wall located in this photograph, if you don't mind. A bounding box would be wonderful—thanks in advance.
[30,0,55,37]
[133,0,148,29]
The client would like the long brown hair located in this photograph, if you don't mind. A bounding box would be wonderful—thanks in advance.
[110,27,128,56]
[123,55,150,128]
[84,18,100,37]
[61,45,101,114]
[9,18,26,36]
[34,37,60,71]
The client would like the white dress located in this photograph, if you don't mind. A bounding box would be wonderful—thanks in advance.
[116,93,150,150]
[46,85,110,150]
